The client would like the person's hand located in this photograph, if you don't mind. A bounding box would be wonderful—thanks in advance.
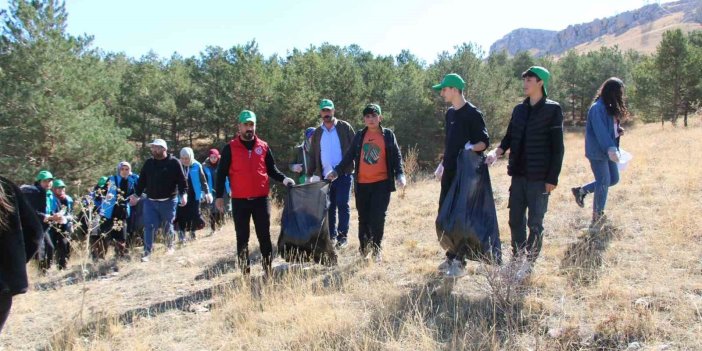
[43,214,51,223]
[204,193,213,204]
[545,183,557,194]
[464,142,474,151]
[179,194,188,207]
[292,164,303,173]
[283,177,295,187]
[215,198,224,212]
[308,175,321,183]
[434,163,444,181]
[128,194,139,206]
[608,149,620,163]
[485,148,501,166]
[325,171,338,182]
[396,174,407,188]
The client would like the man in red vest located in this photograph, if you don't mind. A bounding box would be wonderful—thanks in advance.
[215,110,295,275]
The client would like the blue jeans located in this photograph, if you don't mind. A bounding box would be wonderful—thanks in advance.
[142,197,178,255]
[582,158,619,214]
[328,174,351,241]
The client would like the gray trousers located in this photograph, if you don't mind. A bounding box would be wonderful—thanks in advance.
[508,176,550,261]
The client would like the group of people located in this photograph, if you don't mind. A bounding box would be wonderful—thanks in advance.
[0,65,628,334]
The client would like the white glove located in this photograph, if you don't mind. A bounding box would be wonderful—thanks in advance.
[325,171,338,181]
[292,164,303,173]
[464,142,474,151]
[485,149,499,166]
[396,174,407,188]
[205,193,213,204]
[308,175,321,183]
[128,194,139,206]
[283,177,295,186]
[434,163,444,180]
[608,149,620,163]
[58,215,68,225]
[179,194,188,207]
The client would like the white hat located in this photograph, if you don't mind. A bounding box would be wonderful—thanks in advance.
[148,139,168,150]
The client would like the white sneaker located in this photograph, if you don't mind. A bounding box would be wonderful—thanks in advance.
[437,258,452,272]
[514,261,533,282]
[445,260,467,278]
[166,247,175,255]
[141,255,150,262]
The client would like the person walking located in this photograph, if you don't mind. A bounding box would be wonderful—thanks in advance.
[215,110,294,275]
[325,104,405,262]
[571,77,627,232]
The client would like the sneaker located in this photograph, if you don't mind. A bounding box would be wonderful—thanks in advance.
[141,254,150,262]
[335,240,348,250]
[437,257,452,272]
[445,260,467,278]
[372,251,382,264]
[571,187,586,208]
[190,232,196,241]
[166,247,175,255]
[514,261,533,282]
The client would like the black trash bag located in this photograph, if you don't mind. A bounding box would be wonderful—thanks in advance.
[277,181,337,266]
[436,150,502,264]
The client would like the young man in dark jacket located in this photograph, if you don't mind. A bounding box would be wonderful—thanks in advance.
[129,139,188,262]
[432,73,491,277]
[326,104,405,262]
[307,99,355,249]
[215,110,294,276]
[486,66,565,277]
[0,176,44,333]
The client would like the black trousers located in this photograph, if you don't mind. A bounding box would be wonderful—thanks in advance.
[231,198,272,269]
[92,217,128,259]
[48,226,71,269]
[508,176,550,262]
[0,293,11,334]
[355,181,391,254]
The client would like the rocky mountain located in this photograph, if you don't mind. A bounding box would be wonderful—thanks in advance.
[489,0,702,57]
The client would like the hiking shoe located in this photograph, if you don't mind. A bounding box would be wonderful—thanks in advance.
[141,254,150,262]
[445,260,467,278]
[514,261,533,282]
[437,258,452,272]
[571,187,586,208]
[335,240,348,250]
[373,251,383,264]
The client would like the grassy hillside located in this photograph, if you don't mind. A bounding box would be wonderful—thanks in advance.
[1,119,701,350]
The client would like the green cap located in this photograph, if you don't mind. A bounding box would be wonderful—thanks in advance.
[238,110,257,124]
[52,179,66,188]
[524,66,551,96]
[362,103,382,116]
[432,73,466,91]
[319,99,334,110]
[97,176,108,187]
[35,170,54,182]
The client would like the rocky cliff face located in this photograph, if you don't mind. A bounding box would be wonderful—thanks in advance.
[489,0,702,56]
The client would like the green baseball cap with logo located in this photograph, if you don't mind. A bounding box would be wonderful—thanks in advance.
[432,73,466,91]
[53,179,66,188]
[238,110,257,124]
[524,66,551,96]
[319,99,334,110]
[362,103,382,116]
[35,170,54,182]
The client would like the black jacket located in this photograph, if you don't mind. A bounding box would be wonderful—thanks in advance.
[334,126,404,192]
[1,176,44,296]
[499,97,565,185]
[134,155,188,199]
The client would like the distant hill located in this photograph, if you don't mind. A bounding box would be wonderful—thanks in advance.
[489,0,702,57]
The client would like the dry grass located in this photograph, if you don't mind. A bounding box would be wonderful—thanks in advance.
[2,119,702,350]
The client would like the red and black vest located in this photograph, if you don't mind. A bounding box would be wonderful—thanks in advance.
[228,137,270,199]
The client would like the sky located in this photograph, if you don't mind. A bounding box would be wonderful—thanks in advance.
[0,0,674,63]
